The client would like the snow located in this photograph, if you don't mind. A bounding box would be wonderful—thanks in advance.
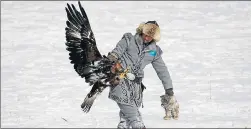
[1,1,251,128]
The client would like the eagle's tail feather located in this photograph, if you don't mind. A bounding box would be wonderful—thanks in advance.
[81,92,99,113]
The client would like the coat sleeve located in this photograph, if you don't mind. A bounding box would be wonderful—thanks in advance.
[151,46,173,90]
[108,33,133,60]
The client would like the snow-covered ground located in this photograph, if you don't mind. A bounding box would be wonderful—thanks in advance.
[1,1,251,128]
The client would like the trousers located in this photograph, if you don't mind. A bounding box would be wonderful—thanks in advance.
[117,103,145,129]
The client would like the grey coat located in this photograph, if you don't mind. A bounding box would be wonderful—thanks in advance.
[108,33,173,107]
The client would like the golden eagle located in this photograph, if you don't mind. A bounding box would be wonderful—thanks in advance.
[65,1,124,113]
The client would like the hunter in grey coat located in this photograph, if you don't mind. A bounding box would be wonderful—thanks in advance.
[107,21,175,128]
[108,26,173,107]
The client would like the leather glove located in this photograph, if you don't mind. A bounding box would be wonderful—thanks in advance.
[107,52,119,63]
[107,52,122,74]
[107,52,122,86]
[160,89,179,120]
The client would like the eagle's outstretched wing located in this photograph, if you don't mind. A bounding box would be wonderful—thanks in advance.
[65,1,104,84]
[65,2,127,113]
[65,1,116,113]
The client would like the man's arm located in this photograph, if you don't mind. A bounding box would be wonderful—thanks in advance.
[107,33,132,61]
[152,56,173,92]
[152,48,179,120]
[151,46,174,95]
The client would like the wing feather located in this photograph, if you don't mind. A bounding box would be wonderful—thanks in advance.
[65,2,102,79]
[66,4,82,29]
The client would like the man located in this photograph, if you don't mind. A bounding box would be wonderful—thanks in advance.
[107,21,179,128]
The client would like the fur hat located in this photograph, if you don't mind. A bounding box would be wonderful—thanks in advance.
[136,21,161,42]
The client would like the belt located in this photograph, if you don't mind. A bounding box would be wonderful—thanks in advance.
[134,77,143,84]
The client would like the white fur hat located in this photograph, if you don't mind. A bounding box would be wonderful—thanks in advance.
[136,21,161,42]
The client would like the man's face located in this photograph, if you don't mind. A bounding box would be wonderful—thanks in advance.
[142,33,153,43]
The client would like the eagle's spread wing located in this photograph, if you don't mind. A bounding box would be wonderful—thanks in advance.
[64,2,125,113]
[65,1,103,83]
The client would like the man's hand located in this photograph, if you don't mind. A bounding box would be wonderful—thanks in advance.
[107,52,119,63]
[109,76,120,86]
[160,89,179,120]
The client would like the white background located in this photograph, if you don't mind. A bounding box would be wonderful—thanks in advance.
[1,1,251,128]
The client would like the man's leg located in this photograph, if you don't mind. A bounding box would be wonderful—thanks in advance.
[117,103,145,129]
[117,110,129,129]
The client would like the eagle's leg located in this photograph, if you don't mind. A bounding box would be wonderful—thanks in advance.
[87,81,100,98]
